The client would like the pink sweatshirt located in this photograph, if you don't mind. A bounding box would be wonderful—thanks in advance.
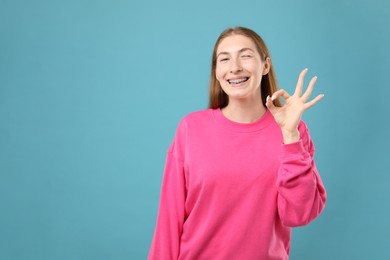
[149,108,326,260]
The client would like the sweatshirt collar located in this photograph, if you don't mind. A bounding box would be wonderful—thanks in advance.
[212,108,274,133]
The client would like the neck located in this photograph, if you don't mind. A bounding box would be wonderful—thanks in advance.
[221,96,266,124]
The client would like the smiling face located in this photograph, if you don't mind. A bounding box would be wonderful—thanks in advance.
[215,34,270,103]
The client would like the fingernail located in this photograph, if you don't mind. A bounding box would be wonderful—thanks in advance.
[271,96,275,101]
[266,95,270,102]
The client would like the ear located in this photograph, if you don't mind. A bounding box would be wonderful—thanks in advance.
[262,57,271,75]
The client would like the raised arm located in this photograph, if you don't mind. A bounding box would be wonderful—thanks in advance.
[276,121,326,226]
[266,68,326,226]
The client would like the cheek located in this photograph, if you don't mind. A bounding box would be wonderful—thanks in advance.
[248,64,263,79]
[215,66,225,81]
[246,60,262,72]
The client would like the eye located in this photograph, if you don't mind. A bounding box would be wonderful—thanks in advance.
[219,57,230,62]
[241,54,252,58]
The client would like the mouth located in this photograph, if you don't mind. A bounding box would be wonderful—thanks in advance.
[227,77,250,86]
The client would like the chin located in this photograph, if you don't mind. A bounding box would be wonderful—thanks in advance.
[227,93,253,100]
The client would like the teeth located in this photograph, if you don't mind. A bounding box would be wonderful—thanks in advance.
[228,78,248,84]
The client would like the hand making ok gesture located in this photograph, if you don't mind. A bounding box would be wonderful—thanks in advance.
[265,68,324,144]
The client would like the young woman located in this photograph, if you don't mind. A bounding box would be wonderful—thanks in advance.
[148,26,326,260]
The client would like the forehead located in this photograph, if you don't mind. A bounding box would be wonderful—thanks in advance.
[217,34,258,54]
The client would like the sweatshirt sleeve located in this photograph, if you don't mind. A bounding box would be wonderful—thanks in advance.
[148,124,187,260]
[276,121,326,227]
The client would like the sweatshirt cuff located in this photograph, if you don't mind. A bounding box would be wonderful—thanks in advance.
[281,139,308,158]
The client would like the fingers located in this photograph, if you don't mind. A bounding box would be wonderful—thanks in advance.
[294,68,308,96]
[304,94,325,109]
[271,68,324,112]
[271,89,290,101]
[301,76,318,102]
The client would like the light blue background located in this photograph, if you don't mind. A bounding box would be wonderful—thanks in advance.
[1,0,389,259]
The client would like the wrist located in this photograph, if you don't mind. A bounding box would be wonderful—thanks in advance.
[282,129,300,144]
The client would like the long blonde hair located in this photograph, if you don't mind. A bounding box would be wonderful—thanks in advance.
[208,26,281,109]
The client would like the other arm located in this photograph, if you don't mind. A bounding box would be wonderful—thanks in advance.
[148,130,187,259]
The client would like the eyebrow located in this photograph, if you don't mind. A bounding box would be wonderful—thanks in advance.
[217,48,255,57]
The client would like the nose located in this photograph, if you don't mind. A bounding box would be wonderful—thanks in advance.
[230,58,243,73]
